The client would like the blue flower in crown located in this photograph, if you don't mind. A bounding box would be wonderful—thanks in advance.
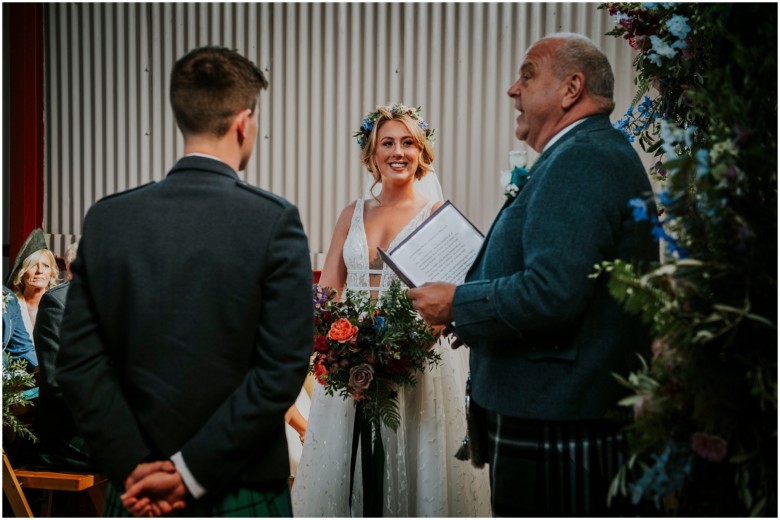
[353,103,436,150]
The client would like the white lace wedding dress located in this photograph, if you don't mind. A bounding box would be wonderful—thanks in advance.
[292,199,491,517]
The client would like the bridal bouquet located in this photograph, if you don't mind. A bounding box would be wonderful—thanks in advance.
[311,279,440,431]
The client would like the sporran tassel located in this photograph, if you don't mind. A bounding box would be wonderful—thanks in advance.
[454,375,487,468]
[454,435,471,461]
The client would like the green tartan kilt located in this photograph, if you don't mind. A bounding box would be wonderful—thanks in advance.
[103,480,292,517]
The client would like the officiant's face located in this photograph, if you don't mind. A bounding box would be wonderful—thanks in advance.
[508,39,566,152]
[374,120,420,185]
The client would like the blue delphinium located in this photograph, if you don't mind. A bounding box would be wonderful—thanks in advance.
[628,193,688,259]
[666,14,691,41]
[372,316,386,331]
[695,149,710,177]
[629,198,649,222]
[614,97,656,142]
[629,441,693,509]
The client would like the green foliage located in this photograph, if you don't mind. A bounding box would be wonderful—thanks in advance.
[599,3,777,516]
[2,353,38,443]
[311,279,441,431]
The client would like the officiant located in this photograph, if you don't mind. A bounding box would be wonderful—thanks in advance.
[408,32,657,516]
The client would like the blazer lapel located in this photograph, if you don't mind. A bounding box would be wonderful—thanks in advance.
[464,117,609,281]
[465,149,555,280]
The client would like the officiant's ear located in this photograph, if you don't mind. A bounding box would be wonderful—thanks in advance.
[561,72,585,110]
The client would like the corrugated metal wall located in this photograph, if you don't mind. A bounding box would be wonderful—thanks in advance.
[43,3,641,268]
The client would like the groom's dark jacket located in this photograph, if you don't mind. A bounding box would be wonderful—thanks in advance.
[453,115,656,421]
[57,156,313,494]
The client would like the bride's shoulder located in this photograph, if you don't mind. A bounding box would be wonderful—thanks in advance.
[333,200,360,228]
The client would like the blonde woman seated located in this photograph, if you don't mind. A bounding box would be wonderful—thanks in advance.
[7,229,59,343]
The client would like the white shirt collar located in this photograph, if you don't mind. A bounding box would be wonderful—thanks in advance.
[543,118,587,152]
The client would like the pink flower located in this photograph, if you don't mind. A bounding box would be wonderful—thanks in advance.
[691,432,728,462]
[633,396,651,418]
[651,338,664,358]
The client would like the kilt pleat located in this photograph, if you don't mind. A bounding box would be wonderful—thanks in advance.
[486,411,629,517]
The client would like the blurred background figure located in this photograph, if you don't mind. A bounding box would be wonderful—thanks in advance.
[33,240,96,470]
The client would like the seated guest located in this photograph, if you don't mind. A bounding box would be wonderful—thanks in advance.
[2,284,39,467]
[2,284,38,369]
[7,228,59,342]
[33,240,95,470]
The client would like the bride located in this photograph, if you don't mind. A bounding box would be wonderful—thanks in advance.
[291,103,490,517]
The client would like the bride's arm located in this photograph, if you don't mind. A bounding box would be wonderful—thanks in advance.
[317,201,356,298]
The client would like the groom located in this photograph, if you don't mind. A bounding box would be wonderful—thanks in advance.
[409,33,656,516]
[57,46,313,516]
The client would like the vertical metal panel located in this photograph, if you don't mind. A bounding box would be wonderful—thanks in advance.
[43,3,643,267]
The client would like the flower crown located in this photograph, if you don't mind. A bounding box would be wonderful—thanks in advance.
[353,102,436,150]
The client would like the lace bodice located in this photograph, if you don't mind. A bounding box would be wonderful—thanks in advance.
[343,199,436,295]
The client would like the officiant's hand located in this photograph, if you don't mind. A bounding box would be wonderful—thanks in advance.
[408,283,455,326]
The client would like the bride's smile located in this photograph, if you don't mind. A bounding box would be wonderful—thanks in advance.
[375,120,420,182]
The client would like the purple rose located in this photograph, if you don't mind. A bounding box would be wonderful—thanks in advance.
[348,364,374,394]
[691,432,728,462]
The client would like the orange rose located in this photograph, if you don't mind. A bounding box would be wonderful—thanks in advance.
[328,318,358,343]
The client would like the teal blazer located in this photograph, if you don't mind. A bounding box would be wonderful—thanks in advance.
[453,115,657,420]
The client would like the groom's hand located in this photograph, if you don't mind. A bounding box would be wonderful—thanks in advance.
[122,461,187,517]
[408,283,455,326]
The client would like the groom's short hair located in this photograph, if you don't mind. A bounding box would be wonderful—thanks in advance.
[170,46,268,138]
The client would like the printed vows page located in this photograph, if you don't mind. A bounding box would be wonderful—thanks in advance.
[379,201,483,288]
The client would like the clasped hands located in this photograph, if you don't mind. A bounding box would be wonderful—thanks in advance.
[121,460,187,517]
[407,282,466,349]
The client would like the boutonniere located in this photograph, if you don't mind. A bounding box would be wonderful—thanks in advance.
[501,166,531,200]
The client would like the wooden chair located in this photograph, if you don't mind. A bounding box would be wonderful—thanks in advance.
[3,452,33,516]
[3,451,108,517]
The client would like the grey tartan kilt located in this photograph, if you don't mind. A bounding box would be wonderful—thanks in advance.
[103,479,291,518]
[484,409,633,517]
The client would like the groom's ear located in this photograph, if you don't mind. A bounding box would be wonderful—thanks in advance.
[560,72,585,110]
[234,108,253,144]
